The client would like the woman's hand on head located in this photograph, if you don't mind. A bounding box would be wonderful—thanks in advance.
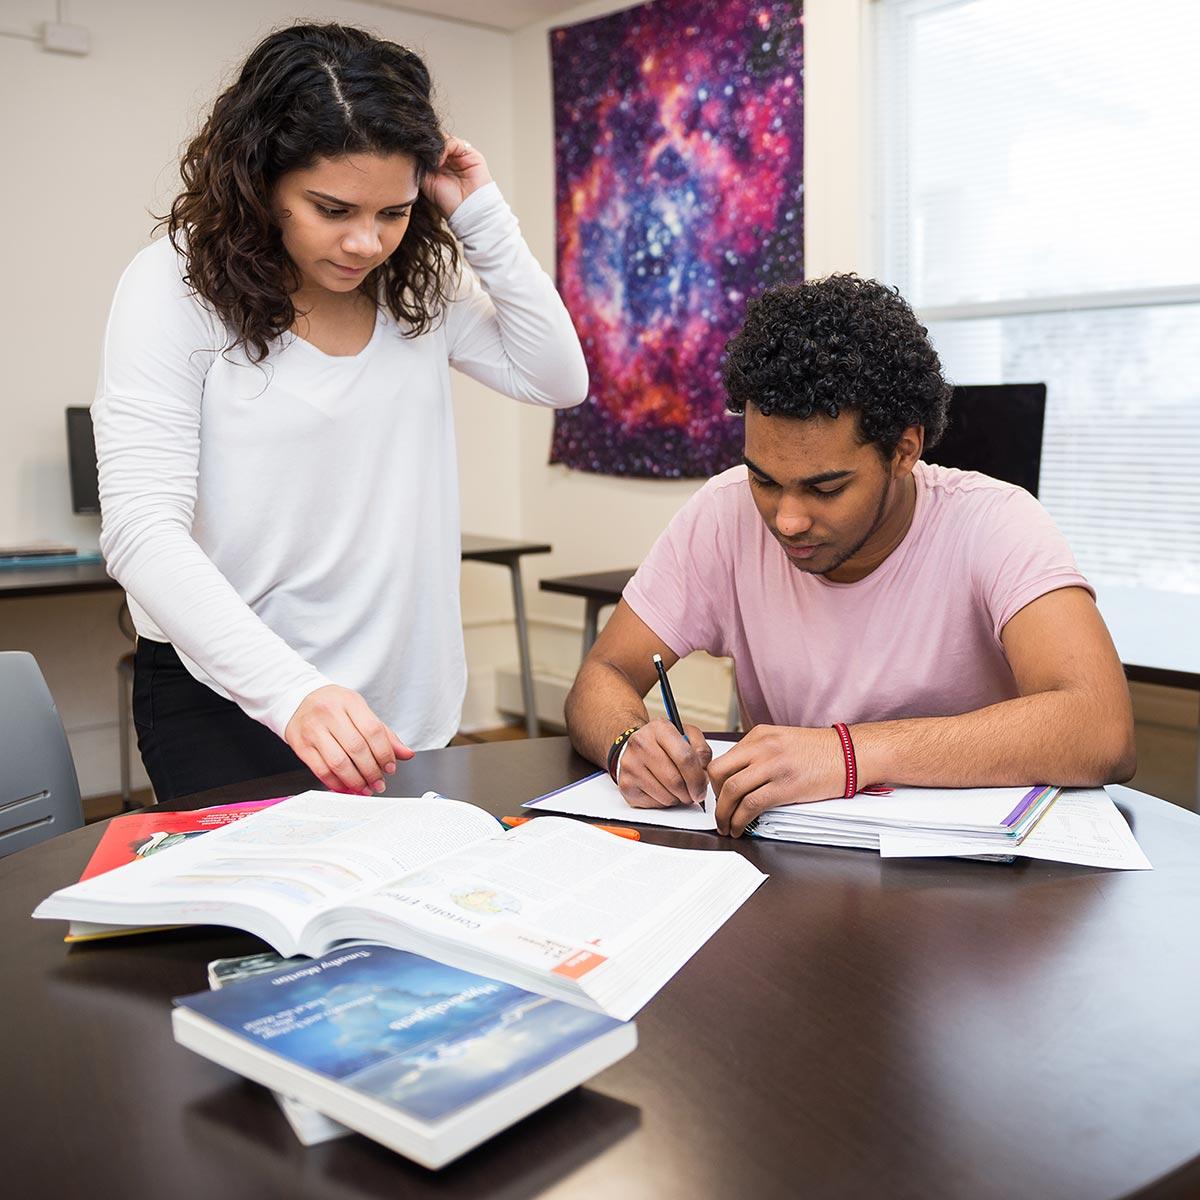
[284,685,414,795]
[421,136,492,218]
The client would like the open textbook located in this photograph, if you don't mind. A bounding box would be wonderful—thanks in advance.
[34,792,766,1020]
[526,744,1149,869]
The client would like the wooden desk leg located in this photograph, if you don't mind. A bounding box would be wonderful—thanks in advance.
[506,559,540,739]
[582,599,603,658]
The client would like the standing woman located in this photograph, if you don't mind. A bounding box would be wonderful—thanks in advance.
[93,23,587,803]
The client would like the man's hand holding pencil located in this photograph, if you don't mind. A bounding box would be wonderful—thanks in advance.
[614,654,713,810]
[615,719,713,810]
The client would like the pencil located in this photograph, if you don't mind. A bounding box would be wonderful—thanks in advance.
[653,653,688,741]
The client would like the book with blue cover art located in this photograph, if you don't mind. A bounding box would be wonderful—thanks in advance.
[207,951,349,1146]
[173,944,637,1168]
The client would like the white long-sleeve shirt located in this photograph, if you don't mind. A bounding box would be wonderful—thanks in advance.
[94,183,586,747]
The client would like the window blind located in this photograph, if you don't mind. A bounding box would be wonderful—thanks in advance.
[874,0,1200,594]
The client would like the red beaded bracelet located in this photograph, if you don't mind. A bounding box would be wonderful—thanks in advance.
[831,722,857,798]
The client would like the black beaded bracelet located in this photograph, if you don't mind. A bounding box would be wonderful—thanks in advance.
[606,726,642,781]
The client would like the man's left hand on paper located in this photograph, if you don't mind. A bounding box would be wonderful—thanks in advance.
[709,725,846,837]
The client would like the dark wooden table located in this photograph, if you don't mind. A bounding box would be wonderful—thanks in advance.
[4,737,1200,1200]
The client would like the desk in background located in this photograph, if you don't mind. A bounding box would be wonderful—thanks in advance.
[0,536,553,738]
[539,568,636,656]
[0,558,117,599]
[460,534,551,737]
[4,736,1200,1200]
[1079,585,1198,796]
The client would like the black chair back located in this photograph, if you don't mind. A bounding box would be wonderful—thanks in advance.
[926,383,1046,496]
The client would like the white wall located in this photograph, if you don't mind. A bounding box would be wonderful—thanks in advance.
[0,0,521,792]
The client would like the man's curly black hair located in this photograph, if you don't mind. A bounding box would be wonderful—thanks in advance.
[722,274,951,458]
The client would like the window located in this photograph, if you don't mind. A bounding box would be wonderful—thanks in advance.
[874,0,1200,593]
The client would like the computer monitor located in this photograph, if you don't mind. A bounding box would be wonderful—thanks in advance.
[925,383,1046,496]
[66,406,100,514]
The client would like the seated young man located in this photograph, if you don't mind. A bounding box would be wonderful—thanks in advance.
[564,274,1135,837]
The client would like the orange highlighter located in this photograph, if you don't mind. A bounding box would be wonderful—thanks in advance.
[501,815,640,841]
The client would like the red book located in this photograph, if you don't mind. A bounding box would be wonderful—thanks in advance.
[78,798,287,882]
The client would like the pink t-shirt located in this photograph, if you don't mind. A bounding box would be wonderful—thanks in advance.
[624,462,1093,729]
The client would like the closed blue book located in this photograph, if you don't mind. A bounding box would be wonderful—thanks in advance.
[172,944,636,1168]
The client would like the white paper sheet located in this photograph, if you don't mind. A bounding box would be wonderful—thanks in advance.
[523,740,740,830]
[878,787,1152,869]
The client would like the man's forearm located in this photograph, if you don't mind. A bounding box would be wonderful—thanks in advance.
[853,688,1136,790]
[564,658,651,768]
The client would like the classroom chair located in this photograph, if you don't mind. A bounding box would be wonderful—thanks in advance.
[0,650,84,858]
[928,383,1047,495]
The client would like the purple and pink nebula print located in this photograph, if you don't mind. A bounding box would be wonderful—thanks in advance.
[550,0,804,478]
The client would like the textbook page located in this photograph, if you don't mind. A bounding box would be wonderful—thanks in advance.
[318,814,743,970]
[878,788,1152,869]
[33,794,502,951]
[523,740,739,829]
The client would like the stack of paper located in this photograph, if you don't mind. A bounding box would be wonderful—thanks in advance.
[876,787,1151,869]
[524,739,740,830]
[751,784,1060,852]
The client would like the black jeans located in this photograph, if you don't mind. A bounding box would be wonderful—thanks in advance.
[133,639,316,803]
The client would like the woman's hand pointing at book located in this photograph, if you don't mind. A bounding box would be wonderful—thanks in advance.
[285,685,414,795]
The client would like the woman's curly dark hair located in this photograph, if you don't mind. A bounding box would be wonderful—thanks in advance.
[159,23,459,363]
[722,274,951,457]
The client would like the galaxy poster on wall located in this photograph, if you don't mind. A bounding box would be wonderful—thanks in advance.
[549,0,804,478]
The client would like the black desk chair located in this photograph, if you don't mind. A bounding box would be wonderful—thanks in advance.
[0,651,83,858]
[926,383,1047,495]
